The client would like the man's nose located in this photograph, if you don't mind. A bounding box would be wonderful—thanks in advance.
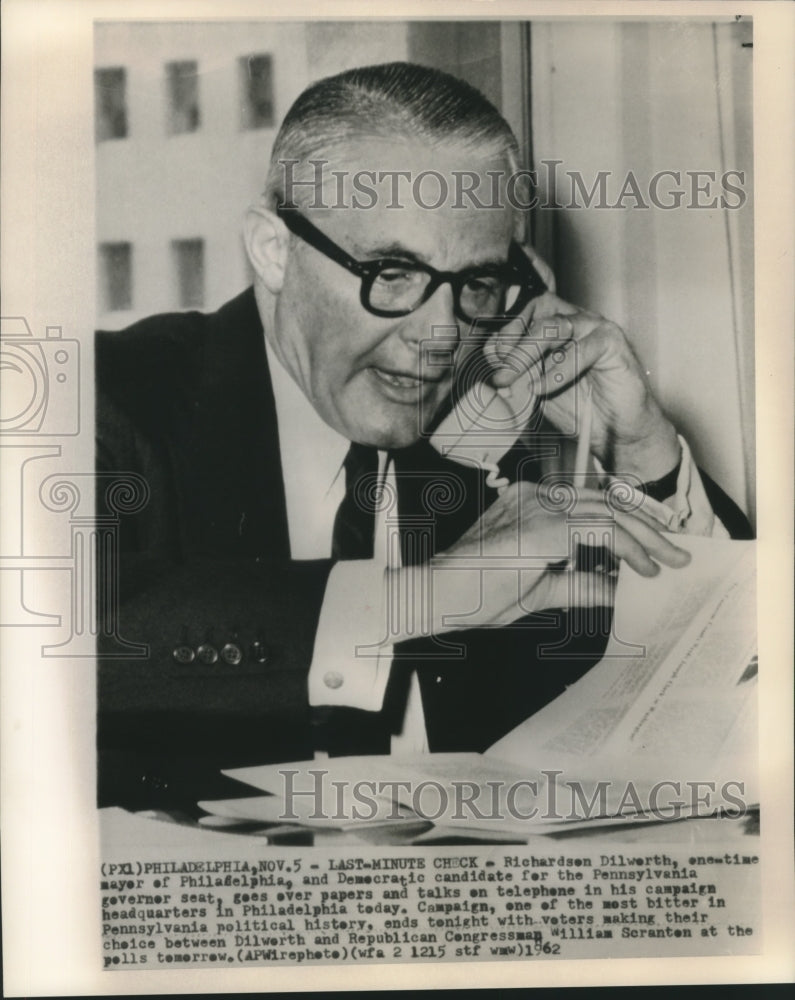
[397,282,458,346]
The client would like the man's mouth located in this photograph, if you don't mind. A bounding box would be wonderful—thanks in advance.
[371,367,425,389]
[367,365,447,404]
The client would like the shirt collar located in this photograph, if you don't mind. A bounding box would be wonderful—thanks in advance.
[265,336,350,494]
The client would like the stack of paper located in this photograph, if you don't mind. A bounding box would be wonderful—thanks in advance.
[198,537,757,842]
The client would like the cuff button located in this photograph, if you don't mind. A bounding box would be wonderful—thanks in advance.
[323,670,344,690]
[221,642,243,665]
[172,644,195,664]
[196,643,219,665]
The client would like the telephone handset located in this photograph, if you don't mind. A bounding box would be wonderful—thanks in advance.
[429,368,540,491]
[429,255,549,491]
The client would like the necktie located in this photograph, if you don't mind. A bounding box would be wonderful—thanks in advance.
[331,442,379,560]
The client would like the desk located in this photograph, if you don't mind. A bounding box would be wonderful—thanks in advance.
[100,804,759,849]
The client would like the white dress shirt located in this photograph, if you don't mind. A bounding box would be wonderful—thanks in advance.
[265,339,428,752]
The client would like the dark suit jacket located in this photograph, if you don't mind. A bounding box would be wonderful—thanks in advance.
[96,288,752,809]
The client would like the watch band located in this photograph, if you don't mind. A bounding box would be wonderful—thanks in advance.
[638,457,682,502]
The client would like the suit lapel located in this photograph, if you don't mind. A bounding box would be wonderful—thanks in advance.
[171,289,290,560]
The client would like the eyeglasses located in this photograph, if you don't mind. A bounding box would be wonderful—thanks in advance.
[276,205,547,325]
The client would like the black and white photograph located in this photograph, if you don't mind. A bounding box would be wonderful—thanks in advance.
[1,1,793,994]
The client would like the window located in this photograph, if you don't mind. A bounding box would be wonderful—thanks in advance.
[98,242,133,311]
[95,67,128,141]
[240,54,274,129]
[172,239,205,308]
[166,60,200,134]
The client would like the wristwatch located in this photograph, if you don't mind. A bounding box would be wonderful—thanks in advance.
[638,457,682,503]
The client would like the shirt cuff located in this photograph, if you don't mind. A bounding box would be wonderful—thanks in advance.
[308,559,393,711]
[595,436,729,538]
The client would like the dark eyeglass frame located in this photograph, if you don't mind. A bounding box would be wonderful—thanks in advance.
[276,204,547,325]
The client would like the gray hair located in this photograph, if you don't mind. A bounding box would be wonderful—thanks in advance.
[263,61,521,209]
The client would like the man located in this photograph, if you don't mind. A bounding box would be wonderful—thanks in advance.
[96,62,750,810]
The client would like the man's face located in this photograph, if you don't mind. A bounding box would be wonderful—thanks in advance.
[271,138,516,449]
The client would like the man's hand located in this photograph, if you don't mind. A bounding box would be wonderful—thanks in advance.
[484,274,682,483]
[390,482,691,638]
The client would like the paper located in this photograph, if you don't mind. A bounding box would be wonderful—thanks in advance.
[489,536,757,779]
[214,537,758,839]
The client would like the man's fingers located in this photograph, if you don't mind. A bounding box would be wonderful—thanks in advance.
[481,248,562,370]
[522,495,691,575]
[530,324,606,398]
[483,293,575,370]
[614,512,691,568]
[487,326,570,389]
[488,311,599,391]
[611,522,676,577]
[610,500,670,532]
[483,308,541,372]
[532,482,605,504]
[520,569,616,614]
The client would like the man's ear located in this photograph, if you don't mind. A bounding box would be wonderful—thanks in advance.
[244,201,290,294]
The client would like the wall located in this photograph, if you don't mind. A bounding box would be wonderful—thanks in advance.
[530,19,754,522]
[94,18,754,521]
[94,20,526,331]
[94,21,410,328]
